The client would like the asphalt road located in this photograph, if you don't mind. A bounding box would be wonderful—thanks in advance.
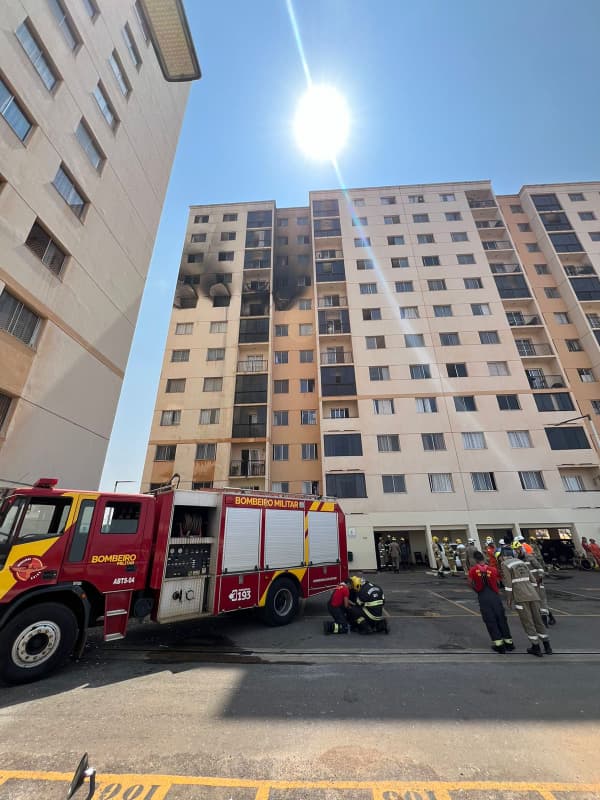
[0,570,599,799]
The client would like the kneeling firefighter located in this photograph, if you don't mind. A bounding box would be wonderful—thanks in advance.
[324,578,352,634]
[347,576,389,634]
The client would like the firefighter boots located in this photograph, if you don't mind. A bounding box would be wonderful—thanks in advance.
[491,642,506,654]
[543,640,553,655]
[527,643,543,657]
[504,640,515,651]
[548,611,557,626]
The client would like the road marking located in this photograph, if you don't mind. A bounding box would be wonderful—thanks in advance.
[0,771,599,799]
[548,605,573,616]
[427,590,480,616]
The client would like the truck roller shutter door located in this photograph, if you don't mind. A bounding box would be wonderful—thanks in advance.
[222,507,261,572]
[264,509,304,568]
[308,511,339,564]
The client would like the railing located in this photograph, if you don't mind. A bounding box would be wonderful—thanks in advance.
[497,287,532,299]
[572,289,600,302]
[476,220,505,229]
[243,282,270,293]
[313,228,342,238]
[483,240,513,250]
[468,199,497,208]
[320,351,353,364]
[564,266,595,276]
[318,296,347,308]
[527,374,565,390]
[244,259,270,269]
[319,323,351,335]
[542,222,573,232]
[507,315,540,326]
[240,306,269,317]
[231,423,267,438]
[316,250,343,260]
[229,460,266,477]
[517,343,553,357]
[233,391,268,404]
[237,360,267,373]
[490,263,521,274]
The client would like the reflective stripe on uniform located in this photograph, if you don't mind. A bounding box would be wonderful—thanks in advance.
[512,576,531,583]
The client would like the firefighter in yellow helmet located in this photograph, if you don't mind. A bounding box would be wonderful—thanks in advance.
[432,535,448,576]
[443,537,457,575]
[347,575,388,634]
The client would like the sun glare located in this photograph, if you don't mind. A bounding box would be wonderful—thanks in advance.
[293,84,350,161]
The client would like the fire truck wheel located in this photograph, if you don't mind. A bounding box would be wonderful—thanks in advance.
[0,602,78,685]
[261,577,299,626]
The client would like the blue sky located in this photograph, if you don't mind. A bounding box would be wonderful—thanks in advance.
[100,0,600,491]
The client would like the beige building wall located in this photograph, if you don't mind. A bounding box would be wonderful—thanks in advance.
[143,182,600,570]
[0,0,191,489]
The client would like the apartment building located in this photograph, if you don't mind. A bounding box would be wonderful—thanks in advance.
[142,180,600,570]
[0,0,199,490]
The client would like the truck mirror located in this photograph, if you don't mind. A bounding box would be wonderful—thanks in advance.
[66,753,96,798]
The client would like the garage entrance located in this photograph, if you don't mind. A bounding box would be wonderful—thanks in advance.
[374,530,429,571]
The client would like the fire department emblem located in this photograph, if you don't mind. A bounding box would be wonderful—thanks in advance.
[10,556,46,582]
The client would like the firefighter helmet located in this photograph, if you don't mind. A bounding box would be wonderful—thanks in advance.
[432,536,439,543]
[511,540,523,550]
[443,537,449,543]
[485,536,494,545]
[350,576,362,592]
[455,538,463,544]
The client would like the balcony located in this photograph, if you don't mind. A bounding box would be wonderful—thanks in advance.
[318,295,347,308]
[240,304,269,317]
[231,423,267,439]
[507,314,541,327]
[564,265,596,277]
[237,359,267,373]
[320,351,353,365]
[483,240,513,251]
[490,263,521,274]
[469,199,496,209]
[476,219,505,229]
[244,250,271,270]
[316,249,343,260]
[527,374,566,390]
[243,280,270,293]
[319,322,351,335]
[229,460,266,477]
[517,342,553,357]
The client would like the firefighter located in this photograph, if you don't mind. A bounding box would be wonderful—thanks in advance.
[455,538,466,572]
[324,578,352,634]
[468,551,514,653]
[389,538,401,573]
[515,534,533,555]
[347,576,388,634]
[529,536,546,566]
[485,537,498,570]
[443,537,457,575]
[432,535,449,577]
[589,539,600,569]
[399,537,410,570]
[502,541,552,657]
[522,545,556,627]
[464,538,478,574]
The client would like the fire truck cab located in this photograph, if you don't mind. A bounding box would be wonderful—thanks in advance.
[0,479,347,684]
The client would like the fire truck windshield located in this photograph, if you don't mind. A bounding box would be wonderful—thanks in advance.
[0,497,26,567]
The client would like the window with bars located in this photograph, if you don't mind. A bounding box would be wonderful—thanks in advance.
[462,432,486,450]
[428,473,454,493]
[202,377,222,392]
[416,397,437,413]
[479,330,500,344]
[395,281,413,292]
[176,322,193,334]
[382,474,406,493]
[377,434,400,452]
[155,445,176,461]
[405,333,425,347]
[399,306,419,319]
[16,21,59,91]
[519,471,545,490]
[422,433,446,451]
[52,166,87,218]
[195,443,217,460]
[0,289,40,346]
[508,430,532,448]
[25,221,67,276]
[440,332,460,346]
[160,410,181,426]
[471,472,497,491]
[273,444,289,461]
[391,257,409,268]
[199,408,219,425]
[369,366,390,381]
[301,410,317,425]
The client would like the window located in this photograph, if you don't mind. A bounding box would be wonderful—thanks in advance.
[108,50,131,96]
[196,443,216,460]
[479,330,500,344]
[591,400,600,415]
[422,255,440,266]
[363,307,382,321]
[579,211,596,221]
[434,305,453,317]
[190,233,206,243]
[471,303,491,316]
[273,444,289,461]
[422,433,446,451]
[369,366,390,381]
[160,410,181,426]
[391,257,409,268]
[222,212,237,222]
[166,378,185,393]
[325,473,367,498]
[569,193,585,202]
[526,243,540,252]
[299,349,314,363]
[176,322,193,334]
[590,232,600,242]
[416,397,437,413]
[387,235,405,245]
[298,254,310,266]
[399,306,419,319]
[384,215,401,225]
[464,277,483,289]
[187,253,203,263]
[545,426,590,450]
[274,379,289,394]
[373,398,394,415]
[357,259,374,270]
[410,364,431,379]
[578,368,595,383]
[276,236,288,245]
[25,221,67,276]
[380,196,396,205]
[171,349,189,363]
[532,194,561,211]
[192,481,213,490]
[451,232,468,242]
[488,361,509,376]
[510,204,523,213]
[155,445,176,461]
[271,481,290,494]
[550,233,583,252]
[9,496,71,544]
[440,193,455,202]
[497,394,520,410]
[300,379,315,393]
[544,287,560,298]
[445,212,462,221]
[301,410,317,425]
[462,432,486,450]
[329,407,350,419]
[428,279,446,291]
[93,83,118,130]
[554,312,570,325]
[517,223,531,232]
[82,0,99,18]
[298,299,312,311]
[535,263,550,274]
[506,430,532,449]
[203,377,222,392]
[534,392,574,412]
[428,473,454,493]
[417,234,435,244]
[302,443,318,460]
[440,332,460,346]
[562,475,585,492]
[220,231,236,241]
[382,475,406,493]
[395,281,413,292]
[16,21,59,91]
[298,234,311,245]
[194,215,209,223]
[378,434,400,452]
[408,195,424,204]
[519,471,545,490]
[0,289,40,346]
[277,217,288,227]
[48,0,80,50]
[275,324,288,336]
[207,347,225,361]
[471,472,497,491]
[352,217,367,227]
[299,323,313,336]
[360,283,378,294]
[273,350,288,365]
[0,392,12,432]
[273,411,288,426]
[413,214,429,223]
[209,321,226,333]
[457,254,475,265]
[297,215,309,225]
[447,363,467,378]
[324,434,362,457]
[75,119,104,171]
[218,251,234,261]
[566,339,583,352]
[405,333,425,347]
[52,165,87,218]
[0,77,33,141]
[353,198,365,207]
[454,396,476,412]
[586,313,600,328]
[355,237,371,247]
[199,408,219,425]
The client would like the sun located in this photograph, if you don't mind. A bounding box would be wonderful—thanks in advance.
[293,84,350,161]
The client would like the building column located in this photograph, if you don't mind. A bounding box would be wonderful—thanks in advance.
[468,523,481,551]
[512,522,522,541]
[425,524,436,569]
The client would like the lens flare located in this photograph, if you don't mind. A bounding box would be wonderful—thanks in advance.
[293,84,350,161]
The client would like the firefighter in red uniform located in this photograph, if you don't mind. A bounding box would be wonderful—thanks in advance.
[468,551,514,653]
[324,578,352,634]
[485,537,498,570]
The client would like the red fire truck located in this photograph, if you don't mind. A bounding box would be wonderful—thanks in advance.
[0,479,348,684]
